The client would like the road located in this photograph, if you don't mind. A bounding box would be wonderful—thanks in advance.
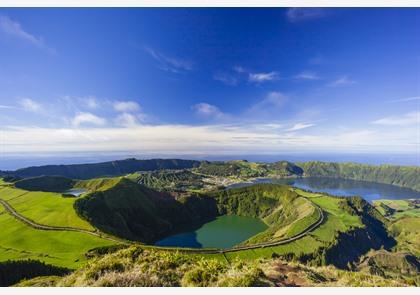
[176,203,325,254]
[0,198,123,243]
[0,195,324,255]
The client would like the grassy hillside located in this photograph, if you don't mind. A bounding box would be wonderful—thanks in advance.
[16,245,417,287]
[128,170,205,192]
[74,178,218,242]
[14,176,74,192]
[0,186,94,230]
[357,249,419,279]
[206,184,319,243]
[373,199,420,219]
[389,217,420,257]
[0,206,116,269]
[299,161,420,191]
[372,199,419,257]
[219,189,395,269]
[195,160,302,178]
[7,158,200,180]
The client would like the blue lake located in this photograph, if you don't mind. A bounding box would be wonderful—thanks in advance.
[227,177,420,202]
[155,215,267,249]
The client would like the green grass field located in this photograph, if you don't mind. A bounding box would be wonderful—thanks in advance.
[0,206,116,268]
[389,217,420,257]
[0,186,94,230]
[373,199,420,219]
[222,191,364,261]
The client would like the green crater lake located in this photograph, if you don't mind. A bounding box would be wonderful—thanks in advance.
[155,215,268,249]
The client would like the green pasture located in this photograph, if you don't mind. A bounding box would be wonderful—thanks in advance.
[0,206,116,268]
[0,186,94,230]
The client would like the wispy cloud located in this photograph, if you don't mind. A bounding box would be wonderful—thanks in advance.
[114,113,140,127]
[248,71,279,83]
[372,111,420,126]
[145,47,193,73]
[0,15,55,54]
[309,55,327,65]
[286,8,330,23]
[113,101,141,113]
[213,72,238,86]
[2,122,416,155]
[233,66,246,73]
[293,71,321,80]
[247,92,288,118]
[192,103,227,120]
[388,96,420,103]
[286,123,315,131]
[328,76,356,87]
[84,96,99,109]
[214,66,279,85]
[19,98,41,113]
[0,104,15,110]
[71,112,106,127]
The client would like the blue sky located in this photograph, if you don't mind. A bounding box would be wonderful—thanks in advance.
[0,8,419,157]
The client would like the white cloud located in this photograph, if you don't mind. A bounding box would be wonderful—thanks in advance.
[328,76,356,87]
[145,47,193,73]
[286,8,330,23]
[114,113,139,127]
[213,73,238,86]
[293,71,320,80]
[71,112,106,127]
[233,66,246,73]
[247,92,288,117]
[372,111,420,126]
[84,96,99,109]
[388,96,420,103]
[192,103,226,120]
[248,71,279,83]
[0,104,14,110]
[19,98,41,112]
[286,123,315,132]
[1,123,417,155]
[113,101,141,113]
[0,15,54,53]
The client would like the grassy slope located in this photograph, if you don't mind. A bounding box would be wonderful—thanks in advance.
[225,189,364,262]
[14,176,74,192]
[299,161,420,191]
[372,199,419,257]
[9,158,200,179]
[207,184,319,244]
[17,245,415,287]
[0,206,115,269]
[74,178,218,242]
[75,177,123,192]
[0,186,94,231]
[389,217,420,257]
[373,199,420,219]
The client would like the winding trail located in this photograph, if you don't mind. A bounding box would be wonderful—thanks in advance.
[0,193,324,255]
[0,199,123,244]
[157,202,325,255]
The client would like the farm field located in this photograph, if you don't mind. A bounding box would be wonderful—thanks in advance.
[0,186,94,230]
[0,206,116,268]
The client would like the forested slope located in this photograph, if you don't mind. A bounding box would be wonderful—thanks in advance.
[299,161,420,191]
[6,159,200,180]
